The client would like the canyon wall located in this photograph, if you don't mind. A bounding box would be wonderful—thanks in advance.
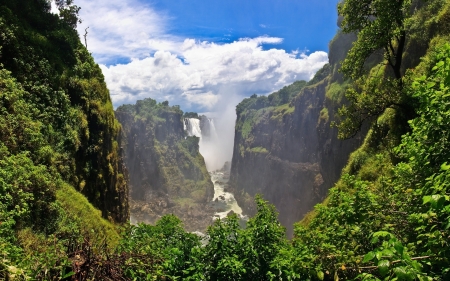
[116,100,214,231]
[229,32,363,236]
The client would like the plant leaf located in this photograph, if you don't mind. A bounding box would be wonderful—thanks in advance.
[363,251,376,263]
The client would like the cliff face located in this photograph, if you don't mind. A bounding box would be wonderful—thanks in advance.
[229,32,363,236]
[116,100,214,231]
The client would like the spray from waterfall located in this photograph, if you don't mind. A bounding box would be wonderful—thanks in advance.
[184,117,224,171]
[184,118,202,138]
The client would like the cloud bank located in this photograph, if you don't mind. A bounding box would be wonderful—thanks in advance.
[100,38,328,111]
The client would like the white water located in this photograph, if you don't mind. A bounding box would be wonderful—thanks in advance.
[185,117,231,171]
[184,118,202,138]
[210,171,243,219]
[184,117,245,220]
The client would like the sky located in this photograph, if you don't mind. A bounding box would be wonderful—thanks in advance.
[53,0,341,169]
[55,0,341,114]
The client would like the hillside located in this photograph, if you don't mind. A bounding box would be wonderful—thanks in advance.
[0,0,129,278]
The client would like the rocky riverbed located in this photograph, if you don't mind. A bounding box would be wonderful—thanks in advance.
[130,167,246,232]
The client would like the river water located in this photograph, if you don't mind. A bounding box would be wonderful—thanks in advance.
[209,170,246,221]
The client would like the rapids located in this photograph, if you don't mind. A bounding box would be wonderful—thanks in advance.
[185,116,245,221]
[209,170,243,219]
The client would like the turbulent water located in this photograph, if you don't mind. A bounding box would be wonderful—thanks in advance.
[209,170,243,219]
[185,117,245,220]
[184,118,202,138]
[185,117,224,171]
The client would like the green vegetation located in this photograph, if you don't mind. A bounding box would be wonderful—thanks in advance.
[326,80,350,104]
[249,146,269,154]
[271,103,296,121]
[319,107,329,124]
[235,80,306,142]
[336,0,450,138]
[3,0,450,280]
[183,112,200,119]
[0,0,128,278]
[291,42,450,280]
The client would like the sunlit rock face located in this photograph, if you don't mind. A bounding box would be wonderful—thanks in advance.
[229,32,364,237]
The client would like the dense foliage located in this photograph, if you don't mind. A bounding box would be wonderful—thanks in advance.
[3,0,450,280]
[0,0,128,279]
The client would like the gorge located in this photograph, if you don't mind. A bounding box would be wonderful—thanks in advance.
[3,0,450,279]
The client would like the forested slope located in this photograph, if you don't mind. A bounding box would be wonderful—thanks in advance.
[0,0,129,278]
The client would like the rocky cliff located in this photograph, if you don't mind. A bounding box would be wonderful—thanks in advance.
[229,31,364,236]
[116,99,214,231]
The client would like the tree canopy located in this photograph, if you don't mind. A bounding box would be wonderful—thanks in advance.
[338,0,413,80]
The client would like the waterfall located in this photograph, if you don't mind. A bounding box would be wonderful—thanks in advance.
[184,116,220,171]
[184,116,245,221]
[184,117,218,141]
[184,118,202,138]
[206,118,219,142]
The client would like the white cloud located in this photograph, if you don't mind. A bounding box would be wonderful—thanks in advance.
[75,0,181,62]
[73,0,328,111]
[100,37,328,111]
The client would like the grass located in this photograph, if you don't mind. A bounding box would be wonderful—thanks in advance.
[325,81,349,104]
[56,183,120,248]
[319,107,329,125]
[270,103,295,122]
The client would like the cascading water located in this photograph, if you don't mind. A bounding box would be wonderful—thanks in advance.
[184,118,202,138]
[184,117,244,220]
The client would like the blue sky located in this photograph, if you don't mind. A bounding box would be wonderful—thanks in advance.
[65,0,340,113]
[148,0,339,54]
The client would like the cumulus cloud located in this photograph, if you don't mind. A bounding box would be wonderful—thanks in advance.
[72,0,328,111]
[75,0,180,62]
[100,38,328,111]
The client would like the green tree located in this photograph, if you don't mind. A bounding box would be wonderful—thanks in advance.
[55,0,81,28]
[202,214,247,280]
[337,0,418,138]
[245,195,287,280]
[338,0,413,80]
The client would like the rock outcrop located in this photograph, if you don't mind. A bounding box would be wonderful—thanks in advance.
[116,99,214,230]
